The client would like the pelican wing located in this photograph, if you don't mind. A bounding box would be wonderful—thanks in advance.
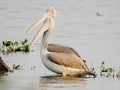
[48,52,89,70]
[47,44,81,57]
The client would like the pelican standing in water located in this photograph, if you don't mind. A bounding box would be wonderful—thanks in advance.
[27,7,95,77]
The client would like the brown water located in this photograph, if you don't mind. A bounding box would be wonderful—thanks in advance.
[0,0,120,90]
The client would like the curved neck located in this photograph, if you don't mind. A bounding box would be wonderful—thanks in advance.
[41,17,55,52]
[41,30,50,51]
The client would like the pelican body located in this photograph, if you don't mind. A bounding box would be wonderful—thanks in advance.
[27,7,95,77]
[47,43,81,57]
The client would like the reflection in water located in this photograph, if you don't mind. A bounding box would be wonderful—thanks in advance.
[39,74,86,90]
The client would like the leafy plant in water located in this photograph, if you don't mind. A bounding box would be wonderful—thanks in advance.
[100,61,115,78]
[13,64,21,70]
[15,39,30,52]
[0,39,30,54]
[96,12,102,16]
[21,39,28,45]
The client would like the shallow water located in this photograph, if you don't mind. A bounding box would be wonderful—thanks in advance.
[0,0,120,90]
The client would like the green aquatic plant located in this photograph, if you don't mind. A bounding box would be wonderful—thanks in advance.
[0,39,30,54]
[3,41,13,46]
[100,61,106,72]
[100,61,115,78]
[96,12,102,16]
[21,39,28,45]
[107,67,114,73]
[13,64,21,70]
[116,71,120,78]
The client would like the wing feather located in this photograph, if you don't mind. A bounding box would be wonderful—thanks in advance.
[48,52,86,69]
[47,53,95,77]
[47,44,81,57]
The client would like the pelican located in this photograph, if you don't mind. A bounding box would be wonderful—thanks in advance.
[27,7,95,77]
[0,56,13,72]
[26,8,81,57]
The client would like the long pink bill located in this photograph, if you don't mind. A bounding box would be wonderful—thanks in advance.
[30,20,50,47]
[26,12,50,32]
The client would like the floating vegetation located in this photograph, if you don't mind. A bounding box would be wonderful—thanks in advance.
[31,66,36,70]
[96,12,102,16]
[12,64,37,71]
[0,39,30,54]
[116,71,120,78]
[13,64,21,70]
[100,61,115,78]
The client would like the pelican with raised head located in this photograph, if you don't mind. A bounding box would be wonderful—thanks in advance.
[27,7,95,77]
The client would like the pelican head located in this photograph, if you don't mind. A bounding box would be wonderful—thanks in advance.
[27,7,57,47]
[46,7,57,18]
[26,7,57,32]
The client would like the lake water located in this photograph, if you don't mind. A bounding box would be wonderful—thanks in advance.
[0,0,120,90]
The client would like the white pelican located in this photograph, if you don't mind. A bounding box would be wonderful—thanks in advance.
[27,7,95,77]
